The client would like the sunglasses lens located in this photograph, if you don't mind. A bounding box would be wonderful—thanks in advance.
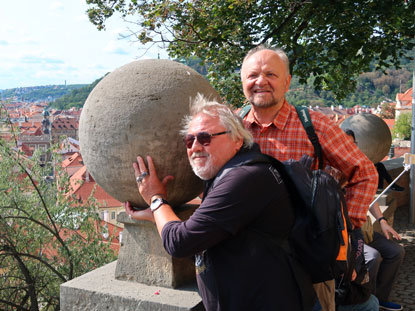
[197,132,211,146]
[185,135,196,148]
[185,132,212,148]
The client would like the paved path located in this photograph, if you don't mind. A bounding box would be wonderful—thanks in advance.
[389,205,415,310]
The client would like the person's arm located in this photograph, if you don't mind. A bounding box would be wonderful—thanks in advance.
[313,114,378,228]
[369,202,401,240]
[125,155,179,236]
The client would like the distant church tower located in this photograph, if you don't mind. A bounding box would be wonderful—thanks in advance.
[41,109,51,134]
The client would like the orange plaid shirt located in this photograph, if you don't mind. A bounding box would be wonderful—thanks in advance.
[243,100,378,228]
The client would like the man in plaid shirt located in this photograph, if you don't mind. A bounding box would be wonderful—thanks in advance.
[240,45,378,311]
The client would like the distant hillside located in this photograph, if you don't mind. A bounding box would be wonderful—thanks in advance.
[0,84,87,102]
[286,66,413,108]
[49,76,105,110]
[182,50,414,108]
[2,49,413,110]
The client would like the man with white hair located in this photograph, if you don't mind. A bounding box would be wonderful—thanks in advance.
[125,94,313,311]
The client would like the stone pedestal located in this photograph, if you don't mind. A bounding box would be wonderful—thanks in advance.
[60,261,204,311]
[115,205,198,288]
[60,203,205,310]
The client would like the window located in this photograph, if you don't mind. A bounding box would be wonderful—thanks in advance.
[111,211,116,219]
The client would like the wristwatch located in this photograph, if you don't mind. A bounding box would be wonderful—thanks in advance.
[150,196,169,212]
[377,216,388,223]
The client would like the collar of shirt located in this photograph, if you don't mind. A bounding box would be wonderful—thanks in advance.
[244,100,291,132]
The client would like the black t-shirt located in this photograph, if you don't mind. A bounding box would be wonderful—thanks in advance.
[162,149,303,311]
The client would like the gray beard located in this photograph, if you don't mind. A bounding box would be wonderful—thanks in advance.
[249,96,279,109]
[191,163,219,180]
[190,153,220,180]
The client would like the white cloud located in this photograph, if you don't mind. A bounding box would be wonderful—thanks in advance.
[0,0,168,89]
[104,40,130,55]
[49,1,64,11]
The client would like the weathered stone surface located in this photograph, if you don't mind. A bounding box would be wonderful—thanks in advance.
[115,205,198,288]
[340,113,392,163]
[79,59,218,208]
[60,261,204,311]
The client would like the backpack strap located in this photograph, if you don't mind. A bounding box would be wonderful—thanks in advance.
[238,104,252,119]
[295,106,324,170]
[238,104,323,169]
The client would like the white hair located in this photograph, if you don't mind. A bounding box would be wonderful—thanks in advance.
[181,93,254,148]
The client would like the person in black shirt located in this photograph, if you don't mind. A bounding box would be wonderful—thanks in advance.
[125,94,313,311]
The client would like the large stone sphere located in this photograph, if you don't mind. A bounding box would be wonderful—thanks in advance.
[79,59,220,208]
[340,114,391,163]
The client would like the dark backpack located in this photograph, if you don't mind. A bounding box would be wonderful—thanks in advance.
[335,228,371,306]
[238,105,352,284]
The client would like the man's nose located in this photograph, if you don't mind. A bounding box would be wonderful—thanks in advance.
[255,74,267,86]
[189,138,203,152]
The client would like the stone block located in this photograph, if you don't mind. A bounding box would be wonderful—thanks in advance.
[60,261,204,311]
[115,205,198,289]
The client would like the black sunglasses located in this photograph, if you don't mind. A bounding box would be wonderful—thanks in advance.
[184,131,231,149]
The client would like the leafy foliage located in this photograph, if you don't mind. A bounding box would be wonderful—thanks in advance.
[0,109,117,311]
[379,102,395,119]
[86,0,414,107]
[393,112,412,139]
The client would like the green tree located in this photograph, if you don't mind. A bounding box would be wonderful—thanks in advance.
[85,0,414,106]
[50,77,105,110]
[393,112,412,139]
[379,102,395,119]
[0,109,117,311]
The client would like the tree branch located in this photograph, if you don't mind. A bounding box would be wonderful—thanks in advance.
[262,0,313,43]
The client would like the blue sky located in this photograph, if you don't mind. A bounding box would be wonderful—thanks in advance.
[0,0,168,90]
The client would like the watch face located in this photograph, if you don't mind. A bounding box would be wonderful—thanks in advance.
[151,198,164,212]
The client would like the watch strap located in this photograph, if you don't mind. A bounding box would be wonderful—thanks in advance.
[150,197,168,212]
[377,216,387,223]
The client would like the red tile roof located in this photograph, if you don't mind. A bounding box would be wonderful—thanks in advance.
[62,152,83,168]
[19,121,42,128]
[69,166,122,207]
[397,87,413,102]
[20,143,35,157]
[41,219,122,258]
[396,87,413,108]
[52,117,79,129]
[383,118,395,132]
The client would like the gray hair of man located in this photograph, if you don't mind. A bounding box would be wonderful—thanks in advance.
[241,44,290,77]
[181,93,254,148]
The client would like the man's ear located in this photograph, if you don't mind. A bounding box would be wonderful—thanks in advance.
[236,138,244,150]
